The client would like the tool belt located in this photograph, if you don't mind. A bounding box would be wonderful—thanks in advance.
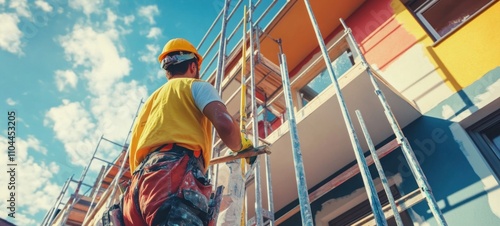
[133,143,204,175]
[130,143,223,226]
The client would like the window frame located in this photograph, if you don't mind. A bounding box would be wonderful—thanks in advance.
[405,0,496,43]
[468,109,500,178]
[297,48,355,109]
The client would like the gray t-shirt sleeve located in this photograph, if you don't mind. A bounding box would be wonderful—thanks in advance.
[192,81,224,112]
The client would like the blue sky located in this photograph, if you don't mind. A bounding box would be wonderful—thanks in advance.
[0,0,245,224]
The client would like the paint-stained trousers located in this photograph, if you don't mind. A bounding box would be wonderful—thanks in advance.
[122,145,212,226]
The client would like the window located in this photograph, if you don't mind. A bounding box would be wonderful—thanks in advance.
[299,49,354,107]
[404,0,495,40]
[256,105,278,138]
[468,110,500,178]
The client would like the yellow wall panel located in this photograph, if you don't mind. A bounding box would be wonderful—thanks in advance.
[392,1,500,92]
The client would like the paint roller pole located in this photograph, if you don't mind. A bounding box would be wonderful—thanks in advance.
[356,110,404,226]
[277,39,314,226]
[301,1,387,225]
[340,18,448,226]
[242,6,249,225]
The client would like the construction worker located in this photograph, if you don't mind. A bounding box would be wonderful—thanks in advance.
[122,38,253,226]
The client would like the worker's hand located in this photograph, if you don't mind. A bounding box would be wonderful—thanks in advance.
[245,156,257,165]
[240,133,258,164]
[237,132,253,152]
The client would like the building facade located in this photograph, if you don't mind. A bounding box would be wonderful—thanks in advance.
[244,0,500,225]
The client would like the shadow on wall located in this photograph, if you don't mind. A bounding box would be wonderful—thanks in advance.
[425,46,475,117]
[278,115,499,225]
[386,115,499,225]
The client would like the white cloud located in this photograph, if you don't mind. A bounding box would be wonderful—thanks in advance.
[138,5,159,24]
[44,100,97,166]
[51,21,148,167]
[105,9,118,28]
[146,27,161,39]
[6,98,17,106]
[89,80,147,142]
[35,0,53,12]
[157,69,165,79]
[0,0,5,5]
[139,44,159,64]
[0,135,62,224]
[9,0,31,18]
[0,13,23,55]
[123,15,135,25]
[24,135,49,155]
[69,0,103,16]
[59,25,131,94]
[11,212,37,225]
[55,70,78,91]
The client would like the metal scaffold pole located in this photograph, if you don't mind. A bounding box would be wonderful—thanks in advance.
[301,1,388,225]
[340,18,448,226]
[82,166,106,221]
[211,0,230,190]
[356,110,404,226]
[60,136,103,225]
[105,99,145,209]
[248,0,264,224]
[264,104,275,226]
[42,175,73,226]
[276,39,313,226]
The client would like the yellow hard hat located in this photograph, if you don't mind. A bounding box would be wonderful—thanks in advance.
[158,38,203,68]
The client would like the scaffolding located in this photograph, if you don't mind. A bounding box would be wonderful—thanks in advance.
[197,0,447,225]
[42,100,143,226]
[44,1,450,225]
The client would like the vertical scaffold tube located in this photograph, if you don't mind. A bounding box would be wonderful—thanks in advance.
[83,166,106,223]
[356,110,404,226]
[340,18,448,226]
[43,175,72,226]
[248,1,264,225]
[211,0,231,187]
[105,99,144,209]
[264,107,275,226]
[277,39,314,226]
[301,1,388,225]
[61,137,103,225]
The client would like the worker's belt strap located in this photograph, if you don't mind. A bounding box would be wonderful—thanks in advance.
[133,143,204,176]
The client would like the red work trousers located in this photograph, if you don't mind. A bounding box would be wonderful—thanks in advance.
[122,145,211,226]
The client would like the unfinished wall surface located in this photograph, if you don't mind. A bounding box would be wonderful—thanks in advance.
[276,0,500,225]
[345,0,500,113]
[277,71,500,225]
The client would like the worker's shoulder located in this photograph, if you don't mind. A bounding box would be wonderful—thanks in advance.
[192,79,215,87]
[166,78,201,86]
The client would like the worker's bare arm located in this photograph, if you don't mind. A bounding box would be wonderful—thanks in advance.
[203,101,241,151]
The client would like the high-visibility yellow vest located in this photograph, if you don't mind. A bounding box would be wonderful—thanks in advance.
[129,78,212,172]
